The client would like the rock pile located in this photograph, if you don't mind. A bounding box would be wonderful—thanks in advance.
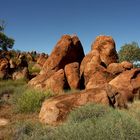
[35,34,140,124]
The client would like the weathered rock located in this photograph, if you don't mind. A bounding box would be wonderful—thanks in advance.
[121,61,133,69]
[80,50,113,89]
[80,50,101,76]
[107,61,133,75]
[40,35,85,76]
[39,84,118,125]
[0,118,9,126]
[16,55,28,70]
[91,35,118,66]
[0,58,9,79]
[64,62,80,89]
[28,73,48,87]
[9,59,16,69]
[29,69,68,94]
[109,68,140,107]
[44,69,68,94]
[12,67,29,80]
[85,64,113,89]
[37,53,48,67]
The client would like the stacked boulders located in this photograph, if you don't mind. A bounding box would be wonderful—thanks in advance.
[11,54,29,80]
[28,34,85,93]
[27,34,140,125]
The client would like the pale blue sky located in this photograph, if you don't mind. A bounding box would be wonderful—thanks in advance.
[1,0,140,54]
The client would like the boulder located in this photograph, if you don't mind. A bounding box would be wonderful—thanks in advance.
[28,73,48,88]
[29,69,68,94]
[0,58,9,79]
[107,61,133,75]
[109,68,140,107]
[16,54,28,70]
[40,35,85,77]
[80,50,101,76]
[84,64,113,89]
[9,59,16,69]
[39,84,118,125]
[64,62,80,89]
[91,35,118,66]
[44,69,68,94]
[12,67,29,80]
[80,50,113,89]
[37,53,48,67]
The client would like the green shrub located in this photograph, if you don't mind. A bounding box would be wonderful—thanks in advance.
[14,89,52,113]
[5,103,140,140]
[28,62,41,74]
[67,103,110,123]
[11,121,54,140]
[0,79,26,88]
[0,80,26,106]
[49,104,140,140]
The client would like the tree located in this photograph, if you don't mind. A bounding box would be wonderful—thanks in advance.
[118,42,140,67]
[0,20,14,51]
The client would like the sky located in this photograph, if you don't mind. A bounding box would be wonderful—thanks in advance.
[0,0,140,54]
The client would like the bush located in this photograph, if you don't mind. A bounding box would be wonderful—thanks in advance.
[14,89,52,113]
[0,79,26,106]
[67,103,110,123]
[49,104,140,140]
[5,103,140,140]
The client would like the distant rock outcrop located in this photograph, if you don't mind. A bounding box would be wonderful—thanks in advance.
[0,58,9,79]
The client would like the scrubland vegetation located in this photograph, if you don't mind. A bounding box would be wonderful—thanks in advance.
[0,80,140,140]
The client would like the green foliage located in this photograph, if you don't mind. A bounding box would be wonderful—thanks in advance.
[67,103,110,123]
[28,62,41,74]
[118,42,140,66]
[6,103,140,140]
[14,89,52,113]
[0,20,14,51]
[0,32,14,51]
[0,79,26,106]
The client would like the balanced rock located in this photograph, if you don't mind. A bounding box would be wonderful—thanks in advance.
[29,34,85,93]
[40,34,85,77]
[91,35,118,66]
[64,62,80,89]
[80,50,113,89]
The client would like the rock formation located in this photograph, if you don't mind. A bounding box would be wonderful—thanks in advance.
[91,35,118,66]
[29,34,85,93]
